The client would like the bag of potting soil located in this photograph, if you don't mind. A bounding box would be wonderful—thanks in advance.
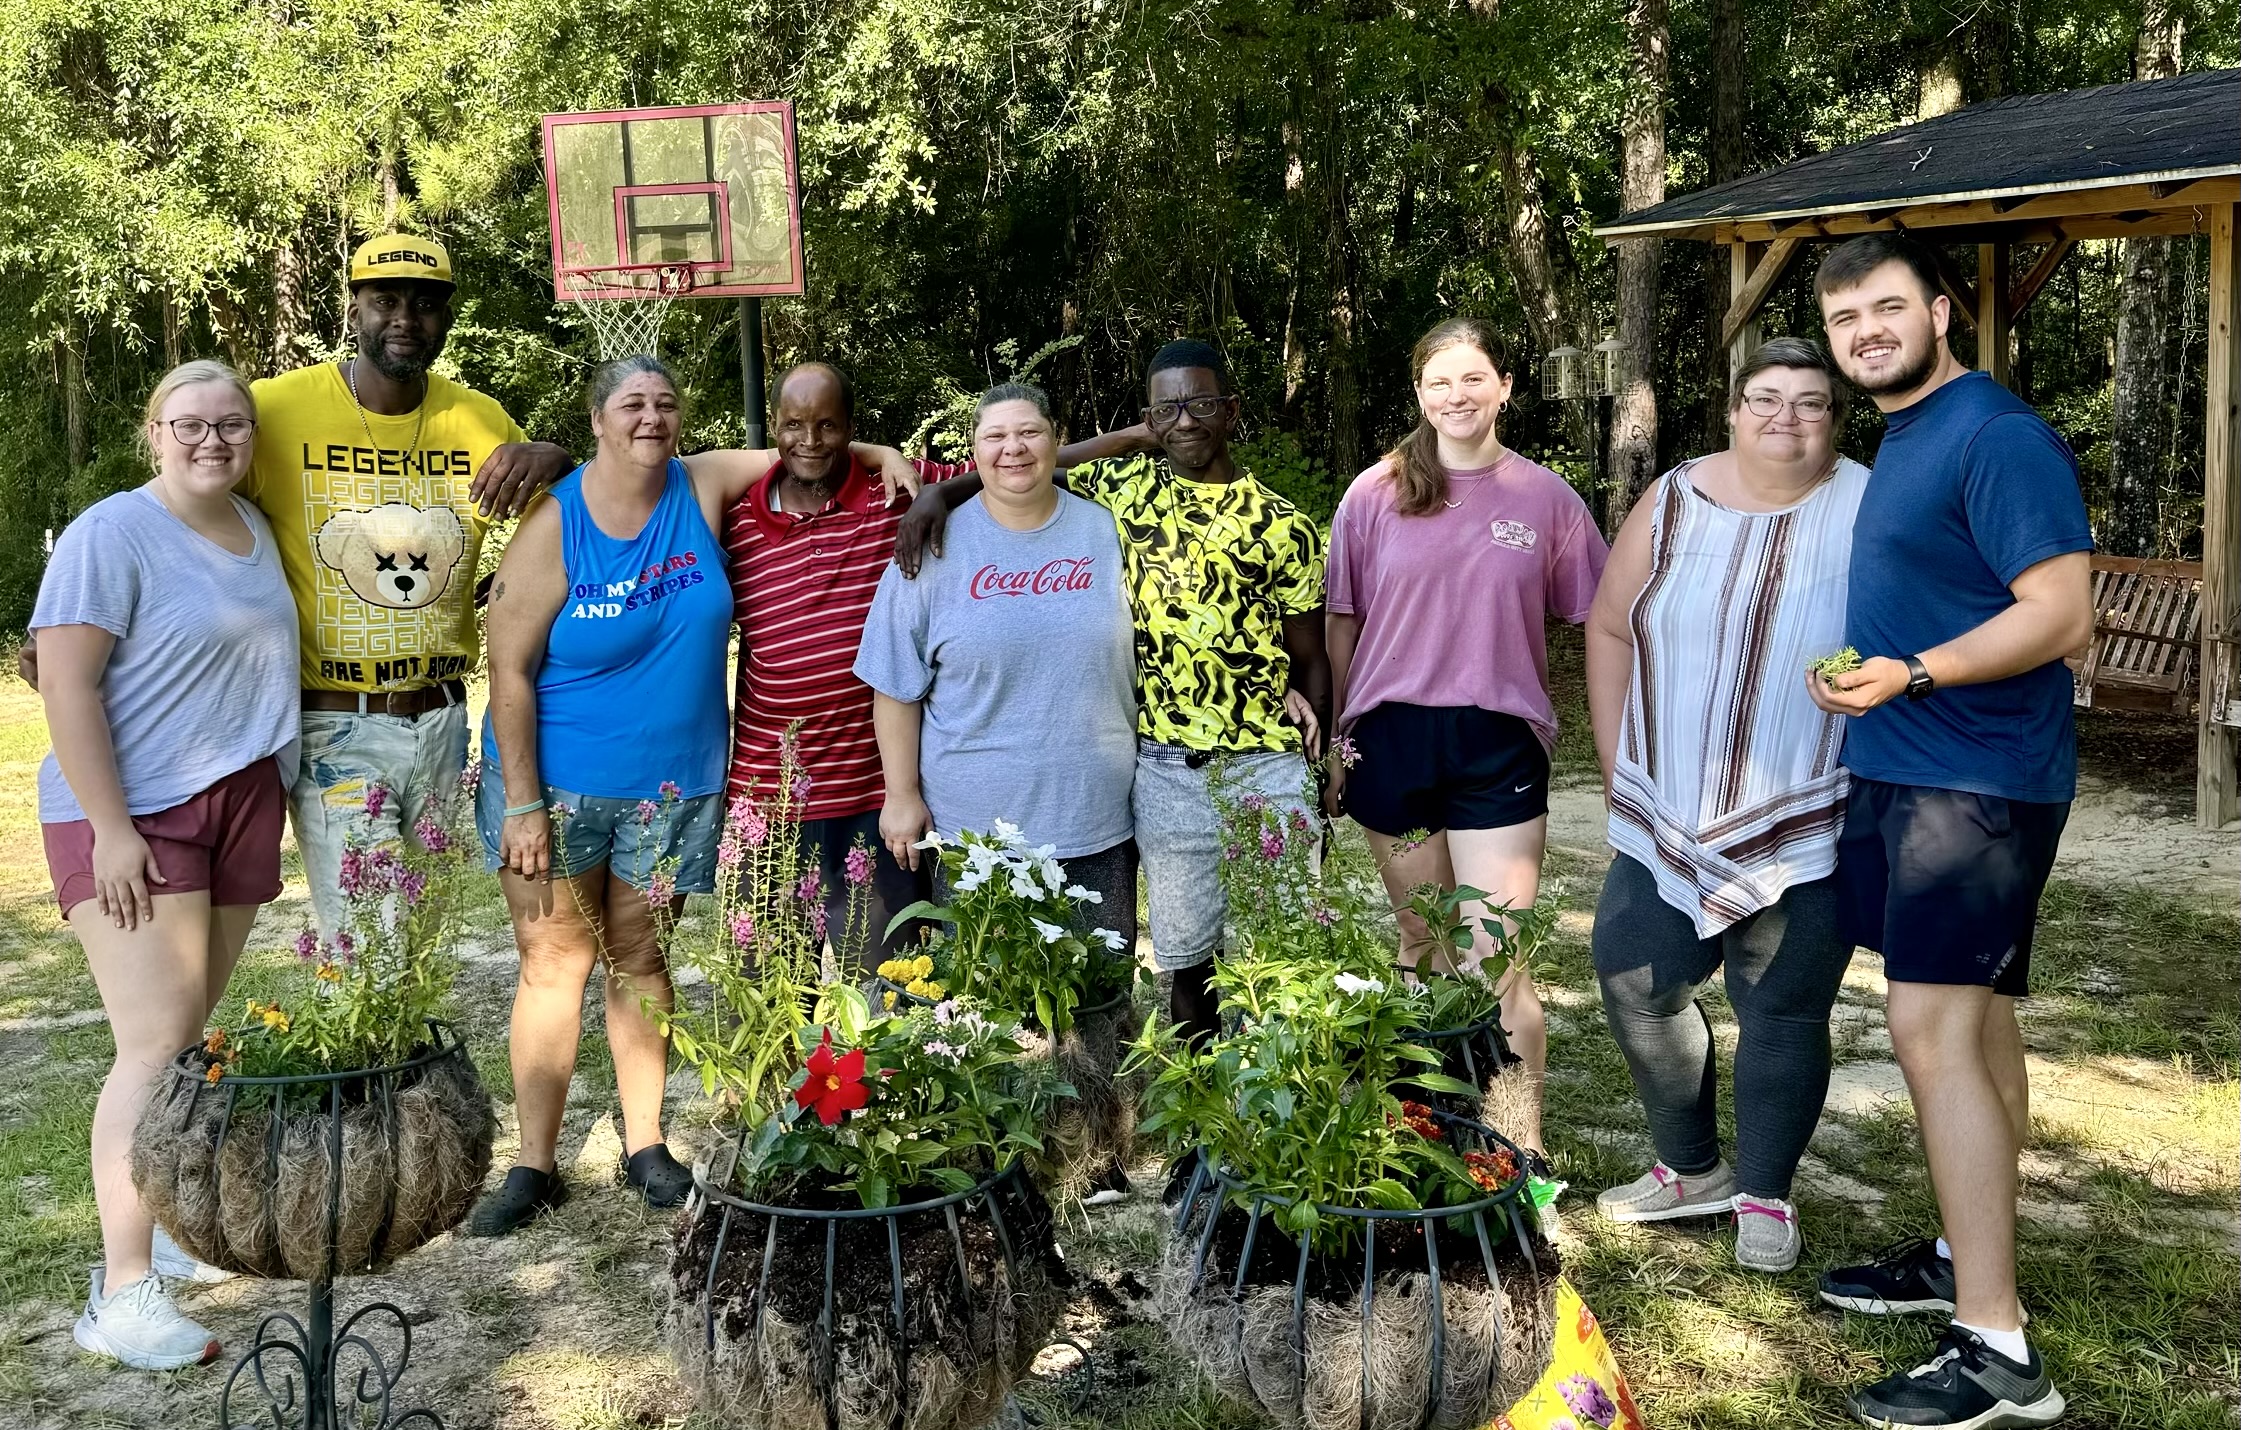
[1495,1278,1646,1430]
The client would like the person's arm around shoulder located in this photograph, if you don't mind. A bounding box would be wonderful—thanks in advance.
[40,624,161,928]
[895,436,1135,578]
[1586,477,1659,800]
[468,410,575,520]
[852,563,938,870]
[484,503,569,880]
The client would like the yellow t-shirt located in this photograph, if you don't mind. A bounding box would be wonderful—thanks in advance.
[242,364,526,693]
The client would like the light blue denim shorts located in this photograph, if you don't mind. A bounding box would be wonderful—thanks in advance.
[1133,743,1317,970]
[476,774,721,893]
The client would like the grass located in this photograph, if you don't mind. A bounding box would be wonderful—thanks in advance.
[1,665,2236,1428]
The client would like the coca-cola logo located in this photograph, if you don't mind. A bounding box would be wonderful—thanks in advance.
[969,556,1098,600]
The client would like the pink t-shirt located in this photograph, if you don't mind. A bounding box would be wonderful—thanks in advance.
[1327,452,1608,750]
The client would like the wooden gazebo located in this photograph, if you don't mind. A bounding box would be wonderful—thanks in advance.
[1601,69,2241,829]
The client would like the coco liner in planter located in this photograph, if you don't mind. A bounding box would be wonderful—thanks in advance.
[1156,1113,1559,1430]
[1403,1006,1542,1150]
[129,1021,495,1280]
[668,1155,1067,1430]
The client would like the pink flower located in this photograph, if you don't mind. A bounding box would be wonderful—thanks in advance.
[397,869,428,904]
[1242,793,1268,813]
[1289,808,1310,832]
[795,869,823,904]
[635,799,659,826]
[459,761,483,795]
[791,772,813,802]
[844,846,873,887]
[1259,827,1285,861]
[293,930,321,962]
[1332,736,1360,768]
[659,780,682,801]
[728,911,756,947]
[413,815,451,853]
[333,932,356,964]
[809,905,829,941]
[363,784,390,818]
[336,847,368,898]
[740,809,770,848]
[1224,843,1241,862]
[1311,905,1338,927]
[646,871,677,906]
[716,836,743,869]
[369,847,400,875]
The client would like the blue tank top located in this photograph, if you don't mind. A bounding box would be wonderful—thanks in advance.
[484,459,732,800]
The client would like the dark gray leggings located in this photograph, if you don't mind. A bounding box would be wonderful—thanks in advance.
[1591,853,1849,1200]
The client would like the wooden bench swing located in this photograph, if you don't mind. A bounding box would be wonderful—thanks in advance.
[2068,555,2208,714]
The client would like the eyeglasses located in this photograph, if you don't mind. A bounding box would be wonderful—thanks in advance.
[1144,395,1232,427]
[162,417,258,446]
[1741,392,1833,422]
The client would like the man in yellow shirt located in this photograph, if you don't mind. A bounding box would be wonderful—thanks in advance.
[248,235,570,935]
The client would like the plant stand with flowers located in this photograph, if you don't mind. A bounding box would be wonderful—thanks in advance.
[127,771,494,1429]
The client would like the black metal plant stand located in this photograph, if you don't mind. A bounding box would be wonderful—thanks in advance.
[155,1025,469,1430]
[1407,1007,1520,1094]
[690,1154,1055,1430]
[1170,1110,1544,1430]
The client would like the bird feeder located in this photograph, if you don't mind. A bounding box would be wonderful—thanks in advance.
[1542,346,1586,401]
[1589,334,1624,399]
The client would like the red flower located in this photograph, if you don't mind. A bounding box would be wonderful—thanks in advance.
[1463,1148,1519,1192]
[1388,1099,1441,1140]
[795,1029,869,1126]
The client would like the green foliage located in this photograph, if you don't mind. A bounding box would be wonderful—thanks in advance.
[742,988,1070,1210]
[1233,430,1337,527]
[887,820,1131,1038]
[1807,645,1864,687]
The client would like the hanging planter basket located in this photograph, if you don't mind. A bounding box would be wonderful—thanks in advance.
[1154,1112,1559,1430]
[875,963,1144,1201]
[1403,1010,1538,1148]
[129,1021,495,1281]
[668,1146,1069,1430]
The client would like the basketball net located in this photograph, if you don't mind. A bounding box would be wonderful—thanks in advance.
[563,265,696,361]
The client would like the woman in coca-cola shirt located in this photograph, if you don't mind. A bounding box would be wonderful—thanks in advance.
[854,381,1139,930]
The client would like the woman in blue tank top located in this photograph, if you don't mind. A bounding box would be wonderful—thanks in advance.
[469,356,789,1234]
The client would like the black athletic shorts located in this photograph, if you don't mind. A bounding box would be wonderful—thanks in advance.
[1342,703,1550,836]
[1836,776,2069,996]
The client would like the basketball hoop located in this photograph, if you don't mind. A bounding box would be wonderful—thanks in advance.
[563,264,700,362]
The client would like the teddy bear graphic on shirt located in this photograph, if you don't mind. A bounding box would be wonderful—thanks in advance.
[314,502,467,610]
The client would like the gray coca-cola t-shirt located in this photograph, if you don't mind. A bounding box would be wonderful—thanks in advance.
[854,490,1135,857]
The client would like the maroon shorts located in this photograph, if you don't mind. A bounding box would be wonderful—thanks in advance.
[43,759,287,917]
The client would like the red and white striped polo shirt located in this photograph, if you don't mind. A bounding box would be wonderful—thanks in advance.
[723,457,963,819]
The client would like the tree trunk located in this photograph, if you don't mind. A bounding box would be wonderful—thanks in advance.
[1484,84,1594,464]
[1322,105,1364,482]
[162,291,183,370]
[272,234,308,373]
[57,332,87,472]
[2106,0,2184,555]
[1606,0,1669,529]
[1280,106,1309,424]
[1701,0,1747,452]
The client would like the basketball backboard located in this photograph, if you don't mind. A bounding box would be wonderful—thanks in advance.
[541,102,805,301]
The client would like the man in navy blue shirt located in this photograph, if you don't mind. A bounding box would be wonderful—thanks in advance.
[1806,233,2092,1430]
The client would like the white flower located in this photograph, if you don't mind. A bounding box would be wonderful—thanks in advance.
[1064,883,1103,904]
[955,867,989,893]
[911,830,947,851]
[990,818,1025,846]
[1031,918,1069,945]
[1038,857,1065,893]
[1092,928,1126,952]
[965,841,1002,873]
[1333,972,1384,996]
[1009,871,1043,901]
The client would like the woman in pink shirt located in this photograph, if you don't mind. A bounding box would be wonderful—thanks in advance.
[1326,317,1609,1173]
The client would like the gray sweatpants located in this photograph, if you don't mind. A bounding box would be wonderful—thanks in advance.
[1591,853,1849,1200]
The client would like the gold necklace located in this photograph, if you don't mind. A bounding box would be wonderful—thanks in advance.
[344,358,428,465]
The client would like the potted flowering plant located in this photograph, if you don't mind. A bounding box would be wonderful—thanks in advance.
[667,986,1072,1430]
[1129,951,1558,1430]
[131,769,495,1280]
[879,820,1141,1199]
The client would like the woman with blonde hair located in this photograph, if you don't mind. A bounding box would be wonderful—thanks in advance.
[1325,318,1608,1195]
[35,360,299,1368]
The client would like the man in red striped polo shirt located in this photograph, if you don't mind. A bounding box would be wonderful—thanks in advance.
[724,363,967,962]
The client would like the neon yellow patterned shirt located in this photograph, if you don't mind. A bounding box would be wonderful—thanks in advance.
[1070,455,1325,752]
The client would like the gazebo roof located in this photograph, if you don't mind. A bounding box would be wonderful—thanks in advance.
[1602,68,2240,243]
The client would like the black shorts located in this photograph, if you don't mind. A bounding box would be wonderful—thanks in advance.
[1837,777,2068,996]
[1342,703,1550,836]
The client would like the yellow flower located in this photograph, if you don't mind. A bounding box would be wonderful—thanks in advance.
[905,979,932,998]
[261,1007,291,1032]
[877,958,910,981]
[911,954,934,979]
[244,999,263,1016]
[882,990,898,1010]
[922,980,946,999]
[314,962,342,982]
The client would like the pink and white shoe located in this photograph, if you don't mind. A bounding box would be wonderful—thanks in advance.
[1594,1160,1737,1222]
[1734,1194,1801,1273]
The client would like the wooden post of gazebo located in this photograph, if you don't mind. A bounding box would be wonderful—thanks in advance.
[1604,69,2241,828]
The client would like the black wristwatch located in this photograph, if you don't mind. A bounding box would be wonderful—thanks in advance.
[1903,655,1936,701]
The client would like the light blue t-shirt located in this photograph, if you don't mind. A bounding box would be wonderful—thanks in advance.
[853,491,1136,858]
[34,487,300,823]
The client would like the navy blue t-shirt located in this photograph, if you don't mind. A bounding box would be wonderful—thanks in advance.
[1843,372,2091,803]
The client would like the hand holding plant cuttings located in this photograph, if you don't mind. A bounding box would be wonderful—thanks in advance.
[882,820,1130,1037]
[739,984,1071,1210]
[653,729,876,1116]
[203,770,480,1082]
[1807,645,1864,687]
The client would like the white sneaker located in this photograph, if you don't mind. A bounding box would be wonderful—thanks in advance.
[73,1267,221,1371]
[150,1226,233,1284]
[1595,1160,1737,1222]
[1733,1194,1801,1273]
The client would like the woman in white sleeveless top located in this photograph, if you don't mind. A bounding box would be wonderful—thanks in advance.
[1584,338,1867,1275]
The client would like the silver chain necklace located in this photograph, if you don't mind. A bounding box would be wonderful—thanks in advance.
[345,358,428,463]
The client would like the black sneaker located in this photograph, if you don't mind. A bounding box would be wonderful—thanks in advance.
[1820,1237,1957,1316]
[1847,1324,2064,1428]
[465,1166,570,1237]
[622,1144,695,1209]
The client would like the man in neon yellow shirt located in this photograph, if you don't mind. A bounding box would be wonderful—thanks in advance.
[246,235,570,935]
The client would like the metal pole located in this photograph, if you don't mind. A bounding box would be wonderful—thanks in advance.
[740,296,767,448]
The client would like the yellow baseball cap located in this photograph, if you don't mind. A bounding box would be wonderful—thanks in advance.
[348,234,454,288]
